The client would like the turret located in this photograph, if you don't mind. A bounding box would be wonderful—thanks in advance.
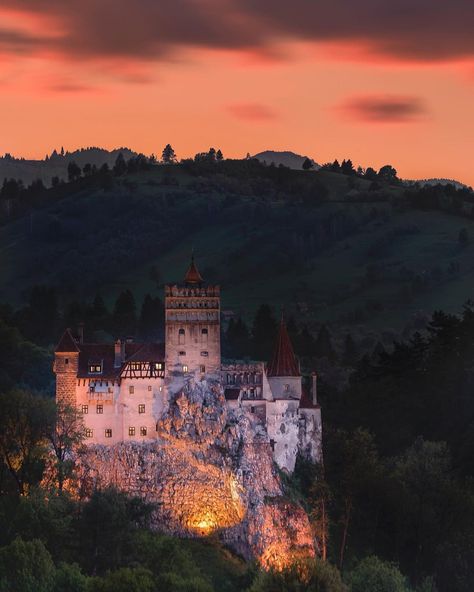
[53,328,80,405]
[266,318,302,400]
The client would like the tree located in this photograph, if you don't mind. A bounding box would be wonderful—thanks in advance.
[161,144,176,164]
[340,159,354,175]
[112,290,137,337]
[0,389,51,495]
[226,317,250,358]
[216,149,224,162]
[0,538,56,592]
[324,428,383,571]
[351,556,408,592]
[138,295,164,341]
[46,401,84,491]
[342,334,358,367]
[208,147,216,162]
[365,167,378,181]
[90,567,155,592]
[458,228,469,248]
[315,325,335,360]
[302,157,314,170]
[378,164,398,183]
[251,304,278,359]
[78,488,152,574]
[113,153,127,176]
[249,557,346,592]
[54,562,89,592]
[67,161,81,182]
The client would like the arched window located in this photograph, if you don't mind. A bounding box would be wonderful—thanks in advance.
[201,327,208,343]
[178,328,185,345]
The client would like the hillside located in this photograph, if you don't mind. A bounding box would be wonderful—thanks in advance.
[253,150,320,170]
[0,147,138,187]
[0,158,473,346]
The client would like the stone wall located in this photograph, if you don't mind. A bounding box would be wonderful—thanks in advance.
[67,378,316,568]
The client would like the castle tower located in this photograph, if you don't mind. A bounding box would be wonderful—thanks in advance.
[165,256,221,377]
[266,318,302,400]
[53,328,80,406]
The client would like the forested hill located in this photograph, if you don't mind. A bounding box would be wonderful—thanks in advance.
[1,155,474,347]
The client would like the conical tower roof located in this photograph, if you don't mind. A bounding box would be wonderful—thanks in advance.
[55,328,80,353]
[184,254,203,284]
[267,318,300,377]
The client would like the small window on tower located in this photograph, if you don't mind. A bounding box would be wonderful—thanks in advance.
[129,386,134,394]
[199,365,206,374]
[182,364,188,373]
[138,404,145,414]
[96,404,103,414]
[85,428,93,438]
[81,405,89,415]
[105,429,112,438]
[201,351,208,357]
[140,427,147,436]
[65,358,69,364]
[178,328,185,345]
[179,351,186,356]
[148,385,152,392]
[128,427,136,436]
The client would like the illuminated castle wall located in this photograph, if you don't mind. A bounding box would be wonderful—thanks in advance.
[54,258,322,472]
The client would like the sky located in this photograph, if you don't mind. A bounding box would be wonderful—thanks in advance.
[0,1,473,185]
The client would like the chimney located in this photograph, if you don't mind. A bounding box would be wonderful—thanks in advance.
[114,339,123,368]
[311,372,318,405]
[77,322,84,344]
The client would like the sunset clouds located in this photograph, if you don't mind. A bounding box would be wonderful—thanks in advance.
[0,0,473,64]
[339,95,428,123]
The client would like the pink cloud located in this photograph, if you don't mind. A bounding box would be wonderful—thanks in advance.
[337,94,429,123]
[226,102,277,122]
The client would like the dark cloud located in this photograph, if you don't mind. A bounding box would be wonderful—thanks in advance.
[227,103,277,121]
[0,0,473,63]
[339,95,428,122]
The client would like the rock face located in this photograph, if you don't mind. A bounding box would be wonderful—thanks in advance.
[70,379,316,568]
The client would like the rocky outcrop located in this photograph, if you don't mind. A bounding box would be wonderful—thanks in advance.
[68,379,316,567]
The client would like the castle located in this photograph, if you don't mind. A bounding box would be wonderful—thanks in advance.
[54,258,322,472]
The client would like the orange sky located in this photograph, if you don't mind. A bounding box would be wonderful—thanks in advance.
[0,3,473,185]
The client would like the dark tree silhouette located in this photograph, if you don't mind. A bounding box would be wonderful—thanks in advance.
[161,144,176,164]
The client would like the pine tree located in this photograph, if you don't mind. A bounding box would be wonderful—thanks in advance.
[315,324,335,360]
[252,304,277,359]
[342,333,358,367]
[161,144,176,164]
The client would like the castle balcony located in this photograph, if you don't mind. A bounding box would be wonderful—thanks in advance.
[87,390,113,402]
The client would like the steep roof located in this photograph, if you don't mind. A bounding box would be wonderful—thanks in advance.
[184,255,203,284]
[55,328,80,353]
[267,319,300,378]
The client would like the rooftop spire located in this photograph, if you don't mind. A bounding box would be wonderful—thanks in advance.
[184,253,203,284]
[267,317,300,377]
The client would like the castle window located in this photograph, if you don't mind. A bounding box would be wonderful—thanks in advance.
[201,351,208,357]
[96,404,103,414]
[270,439,275,451]
[201,328,208,343]
[129,386,134,394]
[178,328,185,345]
[128,427,136,436]
[148,386,152,392]
[138,404,145,414]
[179,351,186,356]
[154,362,163,370]
[140,427,147,436]
[199,365,206,374]
[81,405,89,414]
[182,365,188,373]
[85,428,93,438]
[130,362,141,371]
[89,362,102,374]
[65,358,69,364]
[251,406,255,413]
[227,374,233,384]
[105,429,112,438]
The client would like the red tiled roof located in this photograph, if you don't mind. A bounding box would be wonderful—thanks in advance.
[55,329,80,353]
[127,342,165,362]
[267,319,300,377]
[184,255,203,284]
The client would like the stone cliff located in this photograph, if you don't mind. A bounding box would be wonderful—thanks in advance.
[68,379,316,568]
